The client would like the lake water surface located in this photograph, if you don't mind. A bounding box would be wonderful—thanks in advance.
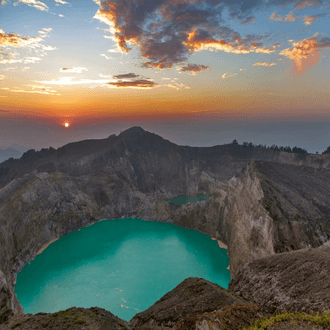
[16,218,230,321]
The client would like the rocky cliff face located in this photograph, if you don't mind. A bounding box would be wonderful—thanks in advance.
[229,242,330,314]
[173,160,330,278]
[1,127,330,323]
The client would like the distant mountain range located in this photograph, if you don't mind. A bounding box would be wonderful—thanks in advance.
[0,144,31,163]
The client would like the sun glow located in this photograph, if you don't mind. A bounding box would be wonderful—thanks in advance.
[64,122,69,128]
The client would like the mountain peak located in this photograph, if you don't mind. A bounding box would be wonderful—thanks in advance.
[119,126,146,139]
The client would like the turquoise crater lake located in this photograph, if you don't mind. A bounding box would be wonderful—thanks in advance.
[16,218,230,321]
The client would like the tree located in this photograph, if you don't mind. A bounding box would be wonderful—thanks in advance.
[232,139,238,145]
[322,146,330,154]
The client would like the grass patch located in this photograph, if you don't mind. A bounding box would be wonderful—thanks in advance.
[243,310,330,329]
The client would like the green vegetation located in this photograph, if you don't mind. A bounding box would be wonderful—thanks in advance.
[231,140,308,154]
[242,310,330,330]
[322,146,330,154]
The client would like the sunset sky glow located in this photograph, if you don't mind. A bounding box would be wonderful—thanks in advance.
[0,0,330,152]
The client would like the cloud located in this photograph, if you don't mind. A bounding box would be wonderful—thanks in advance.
[280,35,330,72]
[0,31,42,47]
[253,62,277,66]
[178,63,210,74]
[54,0,67,4]
[93,0,275,69]
[295,0,321,10]
[0,74,4,79]
[269,11,298,22]
[60,67,88,73]
[184,29,274,54]
[222,72,238,79]
[37,77,111,85]
[107,79,157,88]
[59,14,64,17]
[0,29,56,66]
[241,16,256,24]
[304,13,326,25]
[13,0,48,11]
[1,84,59,95]
[167,83,191,90]
[112,73,139,79]
[38,28,52,38]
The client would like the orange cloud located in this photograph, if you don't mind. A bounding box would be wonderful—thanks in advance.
[280,35,330,73]
[295,0,321,10]
[184,29,274,54]
[0,31,42,48]
[269,11,297,22]
[253,62,277,66]
[304,14,326,25]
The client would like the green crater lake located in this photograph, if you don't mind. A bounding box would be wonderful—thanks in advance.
[16,218,230,321]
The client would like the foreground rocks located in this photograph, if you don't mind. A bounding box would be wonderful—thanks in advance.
[0,307,128,330]
[229,242,330,314]
[128,278,246,329]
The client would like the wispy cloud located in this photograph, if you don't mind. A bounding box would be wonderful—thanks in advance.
[37,77,112,85]
[60,67,88,73]
[13,0,48,11]
[0,74,5,80]
[241,17,256,25]
[107,79,157,89]
[222,72,238,79]
[295,0,321,10]
[0,28,56,66]
[166,83,191,90]
[112,73,139,79]
[1,84,59,95]
[253,62,277,66]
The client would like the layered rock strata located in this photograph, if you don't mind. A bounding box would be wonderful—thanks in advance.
[229,242,330,314]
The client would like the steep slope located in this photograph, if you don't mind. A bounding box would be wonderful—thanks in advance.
[173,160,330,277]
[229,242,330,314]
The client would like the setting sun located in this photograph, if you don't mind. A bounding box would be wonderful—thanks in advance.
[64,122,69,128]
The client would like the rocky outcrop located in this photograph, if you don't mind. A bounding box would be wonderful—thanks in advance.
[173,303,262,330]
[1,127,330,322]
[229,242,330,314]
[0,306,128,330]
[128,278,246,329]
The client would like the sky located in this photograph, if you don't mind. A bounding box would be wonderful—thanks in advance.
[0,0,330,153]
